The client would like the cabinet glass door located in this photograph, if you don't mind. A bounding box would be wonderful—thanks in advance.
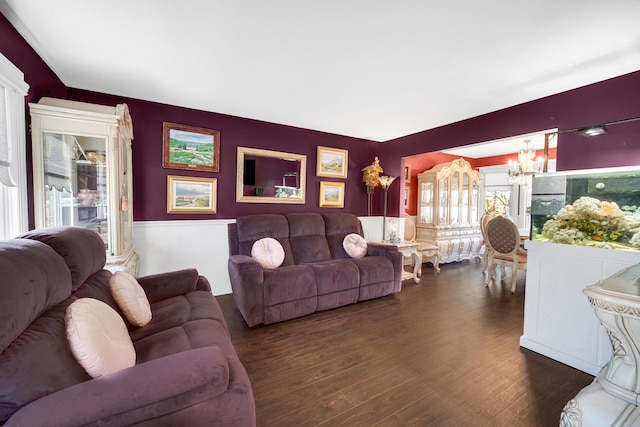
[450,174,459,224]
[439,177,448,224]
[471,180,479,223]
[42,132,109,249]
[419,181,433,225]
[461,173,469,224]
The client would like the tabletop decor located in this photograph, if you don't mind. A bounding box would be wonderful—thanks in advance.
[361,157,383,216]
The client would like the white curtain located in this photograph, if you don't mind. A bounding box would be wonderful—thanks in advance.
[0,84,14,187]
[0,52,29,240]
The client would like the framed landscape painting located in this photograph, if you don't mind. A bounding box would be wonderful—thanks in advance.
[319,181,345,208]
[316,146,348,178]
[163,122,220,172]
[167,175,217,213]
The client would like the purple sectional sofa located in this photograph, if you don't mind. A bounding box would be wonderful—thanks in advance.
[227,213,403,327]
[0,227,255,426]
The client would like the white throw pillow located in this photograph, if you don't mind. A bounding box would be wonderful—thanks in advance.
[343,233,367,258]
[251,237,285,269]
[65,298,136,378]
[109,271,152,327]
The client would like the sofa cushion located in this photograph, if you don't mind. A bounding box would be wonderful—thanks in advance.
[130,290,229,342]
[323,213,364,259]
[287,213,331,264]
[263,265,316,306]
[236,214,295,266]
[19,227,106,292]
[343,233,367,258]
[0,240,79,423]
[65,298,136,378]
[0,300,90,424]
[350,256,395,301]
[110,271,152,327]
[251,237,285,269]
[0,239,72,351]
[307,259,360,295]
[134,319,237,364]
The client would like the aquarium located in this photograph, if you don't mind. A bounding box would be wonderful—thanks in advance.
[530,166,640,251]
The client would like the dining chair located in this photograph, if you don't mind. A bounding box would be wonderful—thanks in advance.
[484,215,527,293]
[479,213,493,272]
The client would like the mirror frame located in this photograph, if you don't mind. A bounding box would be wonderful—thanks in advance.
[236,146,307,204]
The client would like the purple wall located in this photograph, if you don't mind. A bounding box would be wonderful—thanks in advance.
[383,71,640,173]
[0,14,66,105]
[66,89,385,221]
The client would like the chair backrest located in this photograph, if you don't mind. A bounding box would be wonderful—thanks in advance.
[480,214,492,241]
[485,216,519,255]
[404,215,417,242]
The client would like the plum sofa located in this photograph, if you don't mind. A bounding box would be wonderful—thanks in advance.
[227,213,403,327]
[0,227,255,426]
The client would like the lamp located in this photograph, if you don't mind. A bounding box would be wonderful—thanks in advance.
[378,175,396,241]
[507,140,542,186]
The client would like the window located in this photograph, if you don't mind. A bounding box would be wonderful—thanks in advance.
[0,53,29,239]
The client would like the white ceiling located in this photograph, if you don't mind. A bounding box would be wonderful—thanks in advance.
[2,1,640,143]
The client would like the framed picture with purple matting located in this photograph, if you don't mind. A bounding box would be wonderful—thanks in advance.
[163,122,220,172]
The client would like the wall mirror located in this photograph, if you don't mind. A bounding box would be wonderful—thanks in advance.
[236,146,306,204]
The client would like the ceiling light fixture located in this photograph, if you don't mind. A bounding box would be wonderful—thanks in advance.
[578,125,607,137]
[507,140,542,186]
[556,116,640,137]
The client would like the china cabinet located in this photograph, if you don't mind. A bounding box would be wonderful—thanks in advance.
[416,158,482,263]
[30,97,137,274]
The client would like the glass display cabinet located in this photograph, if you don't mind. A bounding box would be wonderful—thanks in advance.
[417,158,482,263]
[30,97,137,274]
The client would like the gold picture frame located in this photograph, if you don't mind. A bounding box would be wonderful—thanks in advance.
[316,146,348,178]
[167,175,217,213]
[163,122,220,172]
[319,181,345,208]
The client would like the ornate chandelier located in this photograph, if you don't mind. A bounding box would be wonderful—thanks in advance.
[507,140,541,185]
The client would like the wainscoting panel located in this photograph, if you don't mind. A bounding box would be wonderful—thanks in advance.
[134,216,387,295]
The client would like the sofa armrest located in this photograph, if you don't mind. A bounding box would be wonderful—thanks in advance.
[5,347,242,427]
[136,268,210,303]
[228,255,264,327]
[366,242,400,258]
[366,243,403,293]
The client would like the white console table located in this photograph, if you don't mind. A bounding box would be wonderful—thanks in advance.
[561,263,640,426]
[520,240,640,375]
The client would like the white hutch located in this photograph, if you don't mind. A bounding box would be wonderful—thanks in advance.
[30,97,137,274]
[416,158,482,264]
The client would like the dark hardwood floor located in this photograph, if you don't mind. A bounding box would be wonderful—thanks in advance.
[217,260,594,426]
